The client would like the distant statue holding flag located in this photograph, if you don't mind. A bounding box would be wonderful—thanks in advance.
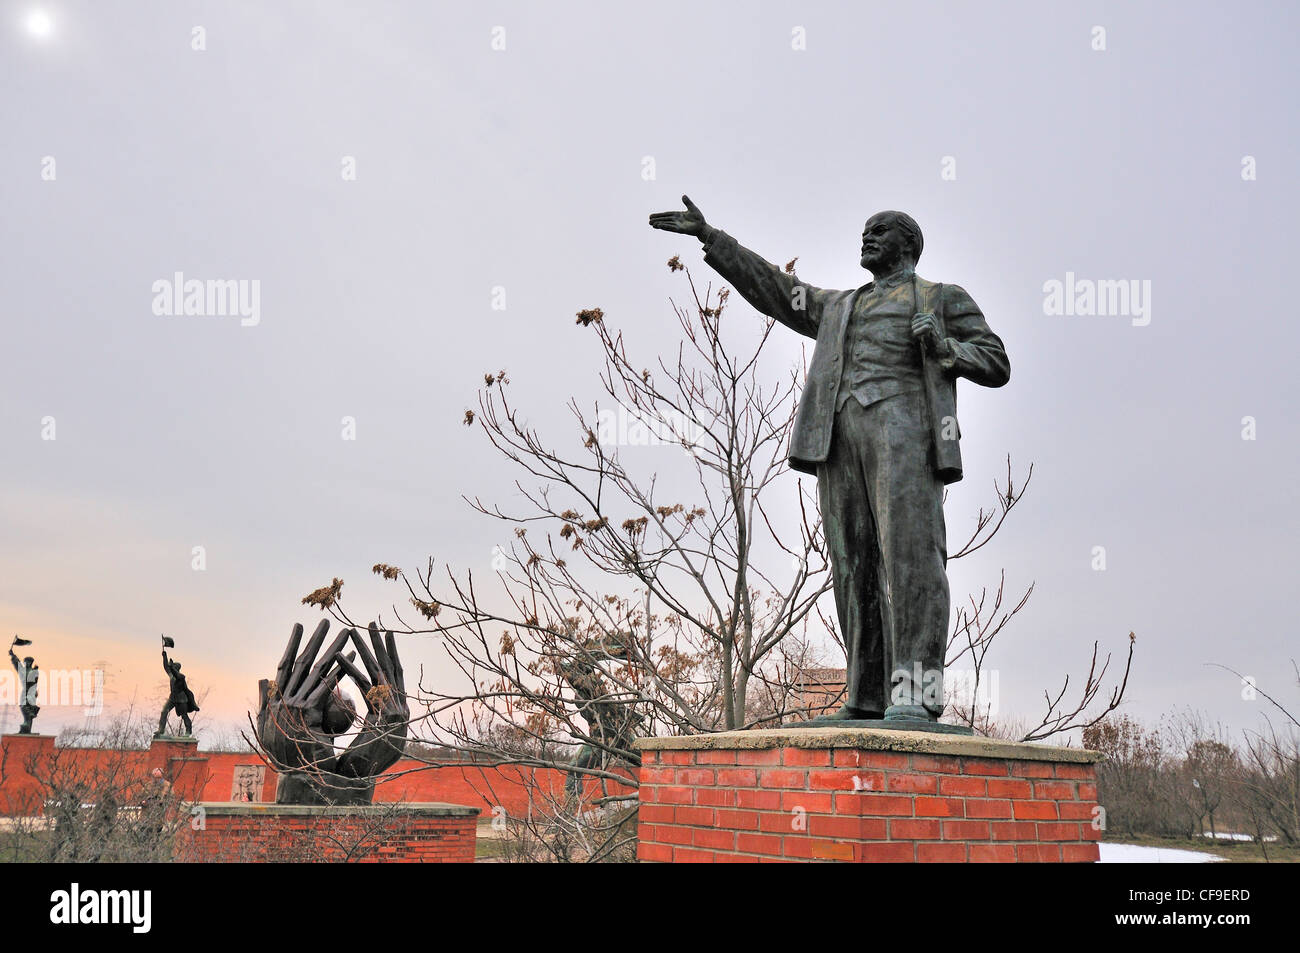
[8,636,39,734]
[156,635,199,738]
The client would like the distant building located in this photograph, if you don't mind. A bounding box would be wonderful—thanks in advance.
[795,667,846,720]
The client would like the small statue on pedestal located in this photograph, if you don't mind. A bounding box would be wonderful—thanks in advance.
[156,635,199,738]
[8,636,39,734]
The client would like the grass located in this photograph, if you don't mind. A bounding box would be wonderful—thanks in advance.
[0,830,47,862]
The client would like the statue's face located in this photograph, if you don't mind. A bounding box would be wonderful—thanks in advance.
[860,214,909,272]
[23,657,34,667]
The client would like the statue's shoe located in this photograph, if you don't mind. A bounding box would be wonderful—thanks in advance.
[883,704,934,722]
[803,705,884,725]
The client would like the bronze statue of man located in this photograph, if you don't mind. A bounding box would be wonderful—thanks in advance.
[557,636,643,801]
[8,636,39,734]
[650,197,1009,723]
[157,635,199,737]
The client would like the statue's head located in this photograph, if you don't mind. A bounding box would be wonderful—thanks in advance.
[171,662,182,673]
[22,657,34,668]
[860,211,923,274]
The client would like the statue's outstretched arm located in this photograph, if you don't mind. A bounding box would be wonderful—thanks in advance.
[651,195,829,338]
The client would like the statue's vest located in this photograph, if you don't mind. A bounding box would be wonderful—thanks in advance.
[789,275,963,484]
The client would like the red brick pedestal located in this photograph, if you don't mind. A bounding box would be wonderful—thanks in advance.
[637,727,1102,863]
[178,802,480,862]
[148,737,209,801]
[0,734,56,815]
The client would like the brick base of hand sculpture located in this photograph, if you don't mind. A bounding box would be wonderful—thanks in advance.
[178,802,479,862]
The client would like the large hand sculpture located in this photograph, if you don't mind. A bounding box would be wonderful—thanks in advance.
[257,620,410,805]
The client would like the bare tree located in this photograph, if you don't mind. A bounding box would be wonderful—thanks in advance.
[1083,714,1185,836]
[324,264,837,806]
[1164,708,1239,839]
[1215,661,1300,849]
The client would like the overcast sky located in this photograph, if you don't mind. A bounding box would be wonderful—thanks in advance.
[2,0,1296,742]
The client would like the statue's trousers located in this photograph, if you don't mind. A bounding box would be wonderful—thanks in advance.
[817,391,950,716]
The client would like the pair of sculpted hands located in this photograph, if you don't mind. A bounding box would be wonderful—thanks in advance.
[649,194,953,361]
[257,619,409,781]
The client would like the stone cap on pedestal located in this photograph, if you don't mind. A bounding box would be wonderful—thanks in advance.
[195,801,481,817]
[636,726,1102,763]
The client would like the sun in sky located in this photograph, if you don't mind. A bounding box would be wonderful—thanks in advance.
[25,8,54,39]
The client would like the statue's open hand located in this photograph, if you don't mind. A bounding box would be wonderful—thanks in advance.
[649,194,708,237]
[256,620,353,774]
[333,622,410,779]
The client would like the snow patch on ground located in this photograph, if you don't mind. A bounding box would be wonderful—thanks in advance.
[1203,831,1274,842]
[1099,843,1220,863]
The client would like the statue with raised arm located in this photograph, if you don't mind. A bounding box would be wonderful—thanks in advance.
[8,636,40,734]
[156,635,200,738]
[256,619,409,805]
[650,197,1010,726]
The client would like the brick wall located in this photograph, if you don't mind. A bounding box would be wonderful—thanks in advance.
[0,734,56,815]
[179,803,479,863]
[638,734,1102,863]
[0,739,599,818]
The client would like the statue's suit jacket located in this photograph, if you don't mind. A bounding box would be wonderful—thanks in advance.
[703,230,1010,481]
